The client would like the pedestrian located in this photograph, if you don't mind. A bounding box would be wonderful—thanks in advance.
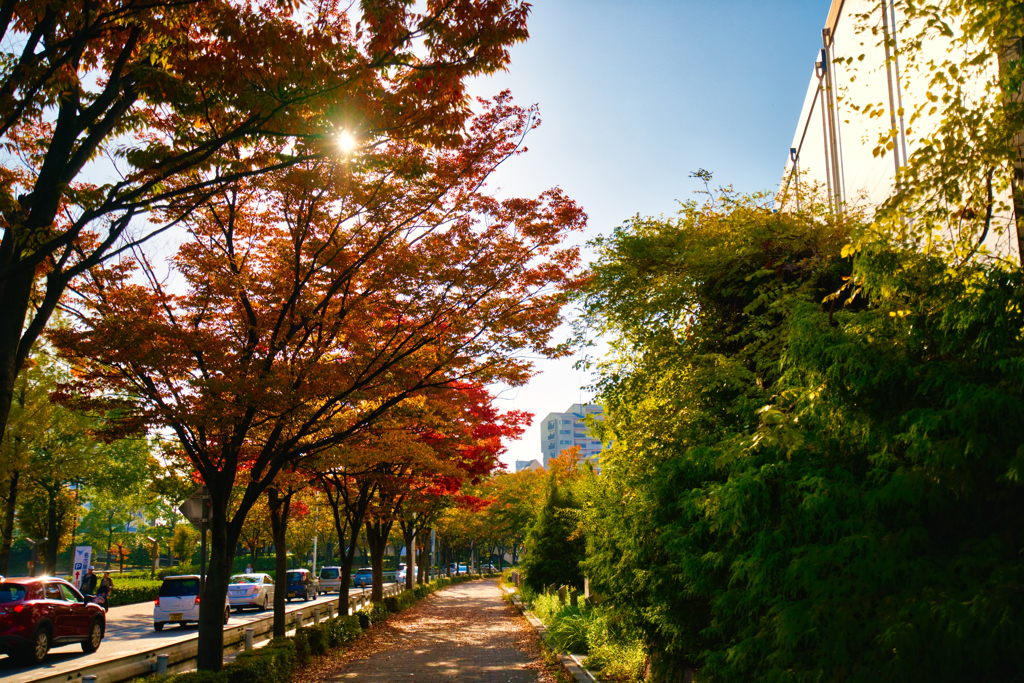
[82,566,98,594]
[96,571,114,611]
[246,563,253,574]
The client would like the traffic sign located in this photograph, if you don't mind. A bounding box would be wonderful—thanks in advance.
[179,486,211,531]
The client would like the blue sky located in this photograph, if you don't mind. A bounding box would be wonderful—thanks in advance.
[465,0,832,468]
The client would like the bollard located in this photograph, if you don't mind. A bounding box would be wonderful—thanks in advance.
[328,604,335,619]
[313,608,320,624]
[557,586,566,605]
[156,654,168,676]
[245,627,254,652]
[570,590,579,608]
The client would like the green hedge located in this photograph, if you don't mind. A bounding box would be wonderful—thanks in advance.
[107,577,162,607]
[383,590,418,614]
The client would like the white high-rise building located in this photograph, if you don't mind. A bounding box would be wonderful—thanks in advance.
[539,403,606,467]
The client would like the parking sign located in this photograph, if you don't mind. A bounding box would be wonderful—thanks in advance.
[72,546,92,588]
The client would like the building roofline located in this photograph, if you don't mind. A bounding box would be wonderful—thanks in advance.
[825,0,845,43]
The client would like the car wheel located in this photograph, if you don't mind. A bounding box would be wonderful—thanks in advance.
[25,626,50,664]
[154,622,165,631]
[82,618,104,653]
[234,606,243,613]
[259,596,267,612]
[223,607,230,625]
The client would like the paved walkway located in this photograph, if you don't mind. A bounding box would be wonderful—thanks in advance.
[319,580,540,683]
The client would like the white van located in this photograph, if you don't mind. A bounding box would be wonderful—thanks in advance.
[153,575,228,631]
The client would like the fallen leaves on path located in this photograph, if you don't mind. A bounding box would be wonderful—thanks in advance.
[293,581,554,683]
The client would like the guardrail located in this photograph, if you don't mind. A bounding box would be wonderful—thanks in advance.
[28,583,406,683]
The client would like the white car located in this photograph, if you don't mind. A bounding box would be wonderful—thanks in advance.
[227,573,274,611]
[396,563,407,584]
[153,575,229,631]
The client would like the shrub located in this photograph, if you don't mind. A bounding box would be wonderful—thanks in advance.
[106,577,162,607]
[325,614,362,646]
[304,623,328,656]
[384,589,418,614]
[225,637,297,683]
[291,626,311,666]
[161,671,225,683]
[581,614,646,683]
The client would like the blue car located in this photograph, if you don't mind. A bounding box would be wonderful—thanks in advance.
[352,567,373,588]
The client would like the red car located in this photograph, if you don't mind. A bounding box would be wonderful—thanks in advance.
[0,577,106,664]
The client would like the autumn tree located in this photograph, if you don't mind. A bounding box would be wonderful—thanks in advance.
[237,495,271,569]
[169,525,199,567]
[0,0,533,504]
[286,492,330,568]
[482,466,547,567]
[53,92,583,668]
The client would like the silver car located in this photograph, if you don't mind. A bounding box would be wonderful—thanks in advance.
[227,573,274,612]
[318,567,342,593]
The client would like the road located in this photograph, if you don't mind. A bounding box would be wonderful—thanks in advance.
[0,586,388,683]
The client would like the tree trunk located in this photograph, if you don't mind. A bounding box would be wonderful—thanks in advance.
[268,488,293,639]
[404,529,416,590]
[365,518,392,602]
[105,516,114,570]
[416,540,426,585]
[0,469,19,574]
[196,490,237,672]
[45,485,58,574]
[0,266,35,458]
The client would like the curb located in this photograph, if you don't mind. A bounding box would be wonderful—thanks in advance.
[502,586,598,683]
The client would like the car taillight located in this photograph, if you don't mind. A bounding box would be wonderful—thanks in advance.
[155,597,160,606]
[194,596,200,604]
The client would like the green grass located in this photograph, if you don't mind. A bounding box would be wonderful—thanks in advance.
[528,591,647,682]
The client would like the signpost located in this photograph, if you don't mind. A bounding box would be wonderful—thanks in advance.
[178,486,211,590]
[72,546,92,588]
